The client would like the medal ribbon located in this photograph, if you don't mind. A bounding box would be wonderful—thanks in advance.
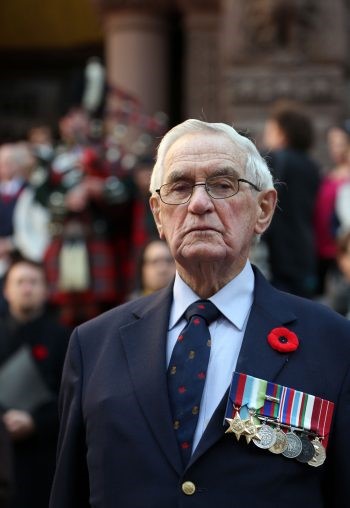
[259,381,282,418]
[310,397,334,448]
[242,375,267,412]
[225,372,334,448]
[226,372,247,419]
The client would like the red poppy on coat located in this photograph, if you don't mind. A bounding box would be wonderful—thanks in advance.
[32,344,49,361]
[267,327,299,353]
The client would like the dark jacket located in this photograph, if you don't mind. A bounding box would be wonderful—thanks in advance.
[265,148,320,297]
[50,268,350,507]
[0,312,69,508]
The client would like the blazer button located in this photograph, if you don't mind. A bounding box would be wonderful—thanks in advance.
[182,481,196,496]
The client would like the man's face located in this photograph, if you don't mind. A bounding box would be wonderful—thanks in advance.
[150,132,276,277]
[4,263,48,318]
[262,119,286,151]
[327,127,349,165]
[142,241,175,292]
[0,145,17,182]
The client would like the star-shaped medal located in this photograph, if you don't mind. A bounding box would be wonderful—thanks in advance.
[242,415,262,444]
[225,412,246,441]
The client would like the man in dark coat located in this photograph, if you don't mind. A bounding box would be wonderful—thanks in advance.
[50,120,350,508]
[0,258,69,508]
[263,102,321,298]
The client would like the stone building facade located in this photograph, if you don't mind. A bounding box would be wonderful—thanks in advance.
[92,0,350,156]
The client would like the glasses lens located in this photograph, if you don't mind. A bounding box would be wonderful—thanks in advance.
[160,182,192,204]
[206,176,238,198]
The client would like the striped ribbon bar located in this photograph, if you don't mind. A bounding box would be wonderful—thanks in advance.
[225,372,335,448]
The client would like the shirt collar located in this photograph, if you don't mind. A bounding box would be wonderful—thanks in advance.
[169,261,255,331]
[0,178,25,196]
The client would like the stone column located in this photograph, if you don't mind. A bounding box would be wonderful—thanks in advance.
[92,0,171,115]
[177,0,221,121]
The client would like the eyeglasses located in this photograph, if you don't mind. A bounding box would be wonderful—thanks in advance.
[156,175,261,205]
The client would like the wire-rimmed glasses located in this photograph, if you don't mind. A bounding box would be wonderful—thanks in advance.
[156,175,261,205]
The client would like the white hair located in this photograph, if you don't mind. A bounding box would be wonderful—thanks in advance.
[150,119,274,193]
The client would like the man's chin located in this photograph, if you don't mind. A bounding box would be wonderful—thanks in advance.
[180,244,227,263]
[18,306,37,316]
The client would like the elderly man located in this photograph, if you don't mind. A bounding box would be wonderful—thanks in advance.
[50,120,350,508]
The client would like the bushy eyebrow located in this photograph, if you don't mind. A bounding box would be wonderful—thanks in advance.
[166,167,240,184]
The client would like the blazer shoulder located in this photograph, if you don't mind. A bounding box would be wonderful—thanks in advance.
[76,285,172,337]
[254,266,350,334]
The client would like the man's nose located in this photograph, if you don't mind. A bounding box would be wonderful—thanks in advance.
[188,183,214,211]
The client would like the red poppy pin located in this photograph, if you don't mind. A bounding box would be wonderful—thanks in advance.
[32,344,49,361]
[267,327,299,353]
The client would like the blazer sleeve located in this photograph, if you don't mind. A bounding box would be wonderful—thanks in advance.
[49,328,90,508]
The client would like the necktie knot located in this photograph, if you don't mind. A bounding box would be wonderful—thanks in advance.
[185,299,220,325]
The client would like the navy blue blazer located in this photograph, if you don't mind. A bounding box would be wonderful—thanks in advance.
[50,268,350,508]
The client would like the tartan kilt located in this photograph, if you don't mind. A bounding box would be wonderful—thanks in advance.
[44,235,118,306]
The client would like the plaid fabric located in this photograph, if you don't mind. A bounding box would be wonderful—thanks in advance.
[45,236,117,302]
[125,197,159,294]
[44,235,118,326]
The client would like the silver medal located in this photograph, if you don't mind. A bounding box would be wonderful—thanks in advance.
[253,424,277,449]
[282,431,303,459]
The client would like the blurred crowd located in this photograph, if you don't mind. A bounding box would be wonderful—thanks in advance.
[0,106,175,328]
[1,102,349,327]
[0,103,177,508]
[0,99,350,507]
[259,101,350,318]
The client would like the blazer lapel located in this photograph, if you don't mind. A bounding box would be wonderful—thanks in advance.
[189,267,298,467]
[235,269,297,381]
[120,286,183,475]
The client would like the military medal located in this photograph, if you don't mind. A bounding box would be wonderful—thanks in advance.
[243,412,261,444]
[225,372,334,467]
[225,411,246,441]
[282,430,303,459]
[308,438,326,467]
[253,422,277,449]
[269,426,288,454]
[296,434,316,463]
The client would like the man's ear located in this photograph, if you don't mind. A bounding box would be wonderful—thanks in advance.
[149,194,165,239]
[254,188,277,235]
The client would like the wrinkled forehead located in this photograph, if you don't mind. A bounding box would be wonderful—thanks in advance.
[163,132,247,180]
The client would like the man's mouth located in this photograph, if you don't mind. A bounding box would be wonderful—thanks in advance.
[186,227,218,233]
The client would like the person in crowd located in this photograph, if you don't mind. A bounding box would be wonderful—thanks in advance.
[262,101,320,298]
[26,124,56,206]
[126,155,161,292]
[43,108,122,326]
[0,257,69,508]
[334,178,350,237]
[128,239,175,300]
[0,419,13,508]
[0,143,49,314]
[325,231,350,318]
[314,125,350,293]
[50,119,350,507]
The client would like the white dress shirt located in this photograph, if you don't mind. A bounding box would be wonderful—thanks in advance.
[167,261,255,452]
